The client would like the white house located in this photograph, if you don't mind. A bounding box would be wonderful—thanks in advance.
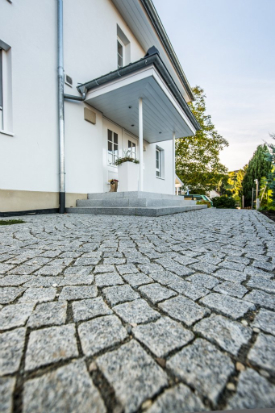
[0,0,199,214]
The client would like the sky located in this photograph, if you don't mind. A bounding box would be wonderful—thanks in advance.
[153,0,275,171]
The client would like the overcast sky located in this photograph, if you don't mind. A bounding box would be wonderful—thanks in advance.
[153,0,275,171]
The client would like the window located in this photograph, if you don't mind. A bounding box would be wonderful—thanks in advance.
[156,147,164,178]
[0,50,3,129]
[0,40,12,134]
[128,140,136,158]
[117,40,123,68]
[108,129,118,165]
[117,25,130,68]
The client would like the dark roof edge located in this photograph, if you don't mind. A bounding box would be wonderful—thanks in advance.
[78,53,200,131]
[140,0,194,101]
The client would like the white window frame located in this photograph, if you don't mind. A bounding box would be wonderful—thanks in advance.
[108,129,119,166]
[0,40,13,136]
[156,146,165,179]
[117,38,124,69]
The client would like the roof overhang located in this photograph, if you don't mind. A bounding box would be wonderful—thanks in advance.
[80,53,200,144]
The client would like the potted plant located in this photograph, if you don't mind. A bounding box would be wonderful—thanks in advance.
[109,179,119,192]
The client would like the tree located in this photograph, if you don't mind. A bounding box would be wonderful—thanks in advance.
[242,144,271,206]
[176,86,228,193]
[265,133,275,206]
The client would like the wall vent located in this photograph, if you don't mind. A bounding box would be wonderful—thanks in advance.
[65,74,73,87]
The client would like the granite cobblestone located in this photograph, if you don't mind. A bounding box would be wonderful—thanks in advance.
[0,209,274,412]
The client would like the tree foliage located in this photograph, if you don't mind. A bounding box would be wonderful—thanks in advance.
[212,196,236,209]
[242,144,271,206]
[175,86,228,193]
[265,134,275,205]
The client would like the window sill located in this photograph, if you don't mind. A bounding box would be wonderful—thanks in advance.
[156,176,165,180]
[0,130,14,137]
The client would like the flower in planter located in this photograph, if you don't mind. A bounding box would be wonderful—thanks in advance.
[115,149,140,166]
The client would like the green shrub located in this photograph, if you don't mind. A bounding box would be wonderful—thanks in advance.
[212,196,236,209]
[196,200,211,208]
[0,219,25,225]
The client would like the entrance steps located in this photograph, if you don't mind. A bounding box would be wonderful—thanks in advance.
[67,191,207,216]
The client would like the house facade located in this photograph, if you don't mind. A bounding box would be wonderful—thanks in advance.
[0,0,199,213]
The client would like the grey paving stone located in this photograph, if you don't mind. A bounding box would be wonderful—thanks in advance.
[97,340,167,413]
[149,271,183,286]
[103,285,139,306]
[0,287,25,304]
[138,283,177,304]
[252,260,275,272]
[74,257,100,266]
[147,383,207,413]
[72,297,112,322]
[194,314,252,356]
[227,368,275,409]
[63,266,92,275]
[190,261,218,275]
[59,285,97,301]
[34,266,65,276]
[159,295,209,326]
[169,280,209,301]
[116,264,139,275]
[167,339,234,403]
[49,258,74,266]
[8,264,40,275]
[0,275,31,286]
[248,333,275,373]
[28,301,67,328]
[122,272,152,287]
[103,257,126,265]
[114,299,160,324]
[25,325,78,371]
[213,281,248,298]
[214,268,247,283]
[155,258,194,276]
[247,276,275,293]
[0,303,34,330]
[219,260,246,272]
[138,263,163,275]
[60,274,95,286]
[23,359,106,413]
[199,293,255,319]
[0,264,15,274]
[133,317,194,357]
[95,272,124,287]
[0,377,16,413]
[18,287,56,303]
[0,328,26,374]
[252,309,275,335]
[186,273,220,289]
[78,315,127,356]
[173,255,198,266]
[94,264,116,274]
[245,266,273,278]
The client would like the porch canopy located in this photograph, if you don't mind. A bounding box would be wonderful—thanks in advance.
[78,48,200,144]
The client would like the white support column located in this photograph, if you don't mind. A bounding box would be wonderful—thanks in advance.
[172,132,175,195]
[139,98,144,191]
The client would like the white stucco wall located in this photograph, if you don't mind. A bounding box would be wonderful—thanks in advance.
[0,0,175,207]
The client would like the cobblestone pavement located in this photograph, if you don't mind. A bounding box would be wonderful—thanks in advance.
[0,209,275,413]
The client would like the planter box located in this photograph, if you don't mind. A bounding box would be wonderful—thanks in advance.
[118,162,139,192]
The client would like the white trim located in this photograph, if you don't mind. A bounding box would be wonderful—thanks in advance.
[0,129,14,136]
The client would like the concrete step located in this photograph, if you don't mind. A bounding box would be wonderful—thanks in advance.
[76,198,196,208]
[87,191,185,200]
[67,205,207,217]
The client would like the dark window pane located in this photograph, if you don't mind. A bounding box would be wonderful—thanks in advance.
[108,129,112,141]
[114,133,118,144]
[128,140,131,148]
[108,141,112,151]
